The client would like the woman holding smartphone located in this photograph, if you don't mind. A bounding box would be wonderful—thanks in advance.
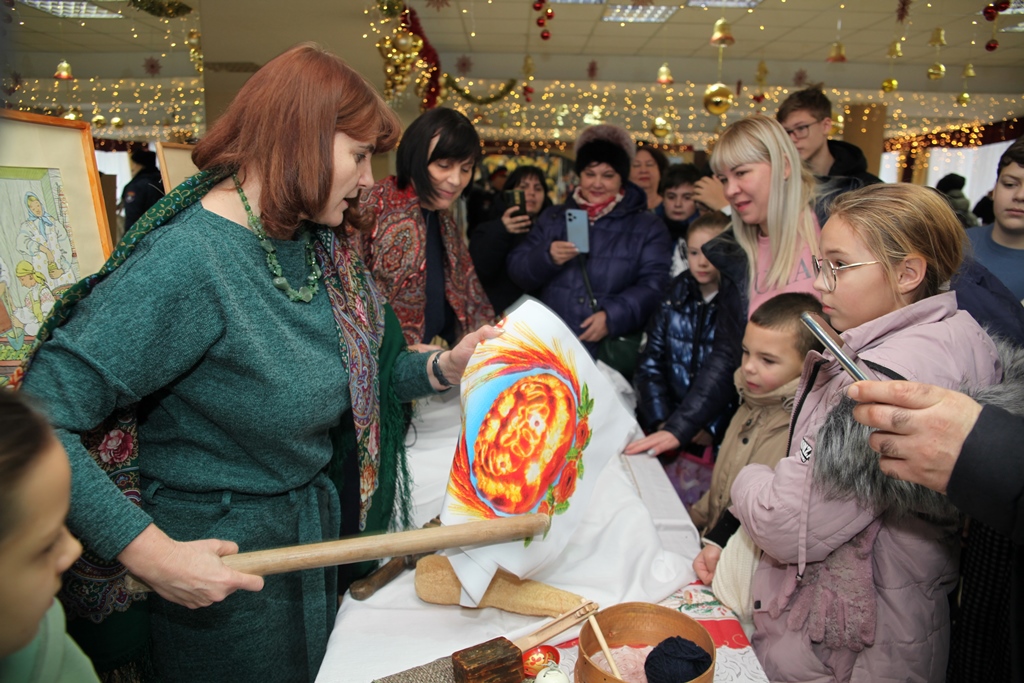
[507,124,671,372]
[468,165,552,315]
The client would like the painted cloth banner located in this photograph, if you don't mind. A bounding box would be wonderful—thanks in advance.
[440,299,636,605]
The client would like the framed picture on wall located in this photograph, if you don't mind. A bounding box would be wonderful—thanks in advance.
[0,109,112,387]
[156,141,199,193]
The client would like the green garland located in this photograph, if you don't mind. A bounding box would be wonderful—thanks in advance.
[128,0,192,18]
[444,75,517,105]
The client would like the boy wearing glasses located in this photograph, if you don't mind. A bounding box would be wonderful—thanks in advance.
[776,88,881,188]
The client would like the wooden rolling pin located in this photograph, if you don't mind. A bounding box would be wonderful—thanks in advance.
[125,514,549,594]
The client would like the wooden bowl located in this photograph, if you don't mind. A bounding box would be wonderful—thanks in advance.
[575,602,716,683]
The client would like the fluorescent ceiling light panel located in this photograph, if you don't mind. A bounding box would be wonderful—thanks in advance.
[603,4,677,22]
[687,0,763,8]
[18,0,124,18]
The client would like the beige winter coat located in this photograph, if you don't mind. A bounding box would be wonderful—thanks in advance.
[689,369,797,533]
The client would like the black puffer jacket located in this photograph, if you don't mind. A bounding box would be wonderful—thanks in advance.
[653,228,748,446]
[634,271,736,438]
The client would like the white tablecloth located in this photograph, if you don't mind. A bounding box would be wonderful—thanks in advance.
[316,385,700,683]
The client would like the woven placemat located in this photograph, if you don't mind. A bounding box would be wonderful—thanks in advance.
[373,656,453,683]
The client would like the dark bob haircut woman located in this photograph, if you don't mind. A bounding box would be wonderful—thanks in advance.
[396,108,482,208]
[192,43,401,238]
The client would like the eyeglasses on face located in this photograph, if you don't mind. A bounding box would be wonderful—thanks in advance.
[783,120,821,140]
[811,256,882,292]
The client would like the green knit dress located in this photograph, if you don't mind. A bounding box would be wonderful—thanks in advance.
[21,202,436,682]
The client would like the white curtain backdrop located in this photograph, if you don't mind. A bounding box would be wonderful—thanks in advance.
[924,139,1014,209]
[879,151,900,184]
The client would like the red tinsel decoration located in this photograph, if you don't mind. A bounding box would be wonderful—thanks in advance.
[402,7,441,110]
[896,0,911,24]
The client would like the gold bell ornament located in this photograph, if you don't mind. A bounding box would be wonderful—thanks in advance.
[650,116,672,139]
[927,62,946,80]
[957,92,971,106]
[881,77,898,92]
[703,82,734,116]
[826,41,847,63]
[656,62,674,86]
[91,113,107,127]
[928,27,947,47]
[62,106,82,121]
[962,63,976,78]
[54,60,73,80]
[111,116,124,129]
[710,18,734,47]
[887,40,903,59]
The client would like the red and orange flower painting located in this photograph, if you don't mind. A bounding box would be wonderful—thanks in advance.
[445,316,594,532]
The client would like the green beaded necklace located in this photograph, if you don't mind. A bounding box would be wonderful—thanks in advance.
[232,174,321,303]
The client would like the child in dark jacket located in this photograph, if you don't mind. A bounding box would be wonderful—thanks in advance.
[629,211,735,505]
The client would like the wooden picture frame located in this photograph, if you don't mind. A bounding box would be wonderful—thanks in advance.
[0,109,112,386]
[156,141,199,193]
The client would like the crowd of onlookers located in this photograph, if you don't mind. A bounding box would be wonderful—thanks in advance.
[4,41,1023,683]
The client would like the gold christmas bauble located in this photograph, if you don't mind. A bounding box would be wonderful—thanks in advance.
[111,116,124,129]
[650,116,671,139]
[927,62,946,80]
[91,113,107,127]
[62,106,82,121]
[957,92,971,106]
[881,77,898,92]
[393,30,414,53]
[703,82,733,116]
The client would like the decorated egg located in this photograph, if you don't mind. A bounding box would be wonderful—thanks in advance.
[534,661,570,683]
[522,645,560,677]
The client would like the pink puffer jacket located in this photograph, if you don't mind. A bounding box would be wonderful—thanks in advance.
[731,292,1002,682]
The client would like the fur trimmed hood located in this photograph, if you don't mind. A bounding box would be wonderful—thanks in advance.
[813,336,1023,522]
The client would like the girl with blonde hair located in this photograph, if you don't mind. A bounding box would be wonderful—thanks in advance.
[730,183,1004,681]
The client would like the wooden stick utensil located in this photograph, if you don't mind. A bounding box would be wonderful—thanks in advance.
[589,613,622,680]
[125,514,549,593]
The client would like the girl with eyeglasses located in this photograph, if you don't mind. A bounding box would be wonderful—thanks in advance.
[728,183,1005,681]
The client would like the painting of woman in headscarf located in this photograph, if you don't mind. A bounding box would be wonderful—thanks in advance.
[17,189,77,290]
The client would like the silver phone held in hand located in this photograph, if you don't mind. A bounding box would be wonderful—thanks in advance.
[565,209,589,254]
[800,312,869,382]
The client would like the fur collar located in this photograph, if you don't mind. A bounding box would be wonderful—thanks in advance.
[813,336,1022,522]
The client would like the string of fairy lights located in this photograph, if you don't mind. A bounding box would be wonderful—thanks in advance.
[432,77,1022,154]
[1,1,204,141]
[6,76,205,142]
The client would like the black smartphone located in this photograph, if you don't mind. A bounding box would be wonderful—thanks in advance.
[800,312,869,382]
[503,189,527,219]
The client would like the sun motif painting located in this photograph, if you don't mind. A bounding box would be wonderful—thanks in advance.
[445,321,593,526]
[440,300,634,604]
